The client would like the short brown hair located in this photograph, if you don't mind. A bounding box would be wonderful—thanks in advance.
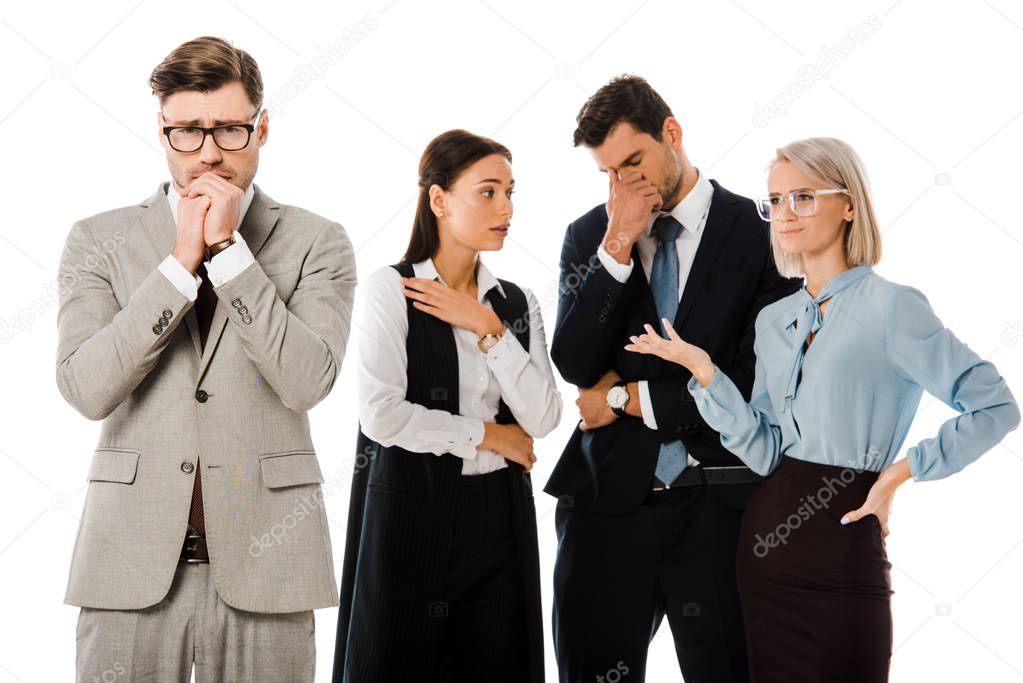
[573,75,673,147]
[149,36,263,110]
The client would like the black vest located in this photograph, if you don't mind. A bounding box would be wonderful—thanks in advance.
[334,262,544,682]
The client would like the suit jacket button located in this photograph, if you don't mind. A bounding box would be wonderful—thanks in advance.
[158,316,169,326]
[181,461,194,474]
[162,309,173,318]
[242,315,253,325]
[195,389,209,403]
[237,305,249,315]
[231,298,243,308]
[152,324,163,335]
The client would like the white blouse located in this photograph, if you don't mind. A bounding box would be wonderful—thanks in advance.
[357,258,563,475]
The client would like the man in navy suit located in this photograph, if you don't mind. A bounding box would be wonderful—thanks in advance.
[545,75,801,683]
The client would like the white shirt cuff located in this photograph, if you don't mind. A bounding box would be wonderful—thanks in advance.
[638,380,658,430]
[204,231,255,287]
[421,418,484,460]
[596,243,633,283]
[484,327,528,370]
[158,254,200,302]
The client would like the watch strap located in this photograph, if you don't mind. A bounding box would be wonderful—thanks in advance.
[204,235,235,261]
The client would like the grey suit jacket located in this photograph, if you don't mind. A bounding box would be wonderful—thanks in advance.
[56,182,356,613]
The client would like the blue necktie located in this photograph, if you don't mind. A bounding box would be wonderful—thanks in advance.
[650,215,688,487]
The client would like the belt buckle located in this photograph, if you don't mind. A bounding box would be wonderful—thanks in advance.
[181,533,208,564]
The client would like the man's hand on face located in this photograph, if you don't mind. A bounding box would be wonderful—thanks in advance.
[602,168,662,265]
[186,171,244,246]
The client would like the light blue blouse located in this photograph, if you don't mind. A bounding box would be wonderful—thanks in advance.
[687,265,1020,480]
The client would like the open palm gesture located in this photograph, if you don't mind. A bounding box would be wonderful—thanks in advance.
[625,318,716,387]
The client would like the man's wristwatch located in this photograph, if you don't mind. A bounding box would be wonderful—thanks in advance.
[606,380,630,417]
[203,234,236,261]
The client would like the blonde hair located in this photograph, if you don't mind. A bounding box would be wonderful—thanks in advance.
[768,137,882,277]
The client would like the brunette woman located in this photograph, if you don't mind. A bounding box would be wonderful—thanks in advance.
[333,129,562,682]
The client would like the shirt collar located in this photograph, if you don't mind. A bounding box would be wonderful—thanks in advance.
[412,257,506,301]
[783,264,874,332]
[803,264,873,303]
[165,180,255,232]
[646,168,713,238]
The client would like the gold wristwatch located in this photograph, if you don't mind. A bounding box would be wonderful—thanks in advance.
[477,329,503,352]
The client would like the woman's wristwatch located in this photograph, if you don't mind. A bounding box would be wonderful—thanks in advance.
[477,328,503,352]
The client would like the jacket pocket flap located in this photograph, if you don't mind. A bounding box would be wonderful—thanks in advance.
[87,448,141,483]
[259,450,324,488]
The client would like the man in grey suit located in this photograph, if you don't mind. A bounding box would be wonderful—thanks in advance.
[57,36,356,682]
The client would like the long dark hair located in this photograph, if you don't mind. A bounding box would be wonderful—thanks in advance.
[401,129,512,265]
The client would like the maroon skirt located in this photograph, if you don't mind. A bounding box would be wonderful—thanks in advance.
[736,456,893,683]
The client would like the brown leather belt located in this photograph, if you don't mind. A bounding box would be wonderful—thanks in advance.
[180,532,209,563]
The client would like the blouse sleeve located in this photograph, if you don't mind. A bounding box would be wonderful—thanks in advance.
[686,316,784,475]
[885,285,1020,481]
[356,267,485,460]
[484,287,564,438]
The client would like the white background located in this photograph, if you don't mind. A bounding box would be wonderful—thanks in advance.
[1,1,1022,680]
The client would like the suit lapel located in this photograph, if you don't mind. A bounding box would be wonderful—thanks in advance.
[196,185,280,384]
[672,180,739,329]
[621,181,740,329]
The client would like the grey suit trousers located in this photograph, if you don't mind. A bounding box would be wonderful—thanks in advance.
[76,562,315,682]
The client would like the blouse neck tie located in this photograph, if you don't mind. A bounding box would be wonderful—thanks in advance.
[782,265,873,412]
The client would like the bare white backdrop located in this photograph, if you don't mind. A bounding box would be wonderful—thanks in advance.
[1,0,1021,680]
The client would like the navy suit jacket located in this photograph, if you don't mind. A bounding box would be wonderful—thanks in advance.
[544,179,801,514]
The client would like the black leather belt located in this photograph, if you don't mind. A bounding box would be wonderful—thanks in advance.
[180,532,209,563]
[650,465,762,492]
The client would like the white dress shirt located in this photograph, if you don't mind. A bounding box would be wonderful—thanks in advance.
[596,168,713,433]
[358,258,563,475]
[157,181,257,299]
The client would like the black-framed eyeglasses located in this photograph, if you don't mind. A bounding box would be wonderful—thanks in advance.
[162,110,261,153]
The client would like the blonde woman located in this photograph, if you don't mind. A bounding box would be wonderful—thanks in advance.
[625,137,1019,682]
